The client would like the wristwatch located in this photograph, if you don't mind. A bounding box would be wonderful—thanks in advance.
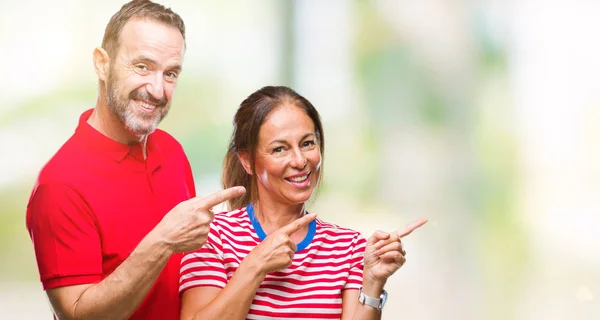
[357,287,388,311]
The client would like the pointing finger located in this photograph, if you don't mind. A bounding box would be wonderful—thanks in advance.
[194,186,246,209]
[372,218,428,248]
[397,218,428,238]
[280,212,317,236]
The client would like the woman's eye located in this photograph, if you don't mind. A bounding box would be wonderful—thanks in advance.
[273,147,284,154]
[302,140,315,148]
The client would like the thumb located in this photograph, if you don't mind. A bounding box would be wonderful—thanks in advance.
[367,230,390,246]
[280,212,317,236]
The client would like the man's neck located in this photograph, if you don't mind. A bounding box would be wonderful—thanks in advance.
[88,104,148,157]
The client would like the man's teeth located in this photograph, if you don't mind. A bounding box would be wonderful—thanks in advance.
[289,174,308,182]
[138,101,155,110]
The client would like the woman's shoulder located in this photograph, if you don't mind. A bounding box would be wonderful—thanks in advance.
[315,218,362,238]
[212,206,252,226]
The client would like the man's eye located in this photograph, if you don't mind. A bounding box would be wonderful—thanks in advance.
[273,147,284,154]
[165,72,178,80]
[135,65,148,72]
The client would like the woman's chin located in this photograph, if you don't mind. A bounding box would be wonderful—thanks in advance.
[283,191,313,206]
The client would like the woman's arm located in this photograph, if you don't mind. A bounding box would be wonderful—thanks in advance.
[180,213,317,320]
[180,258,266,320]
[341,279,386,320]
[342,219,428,320]
[340,232,389,320]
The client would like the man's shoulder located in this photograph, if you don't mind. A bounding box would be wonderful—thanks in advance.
[36,134,87,185]
[28,134,91,212]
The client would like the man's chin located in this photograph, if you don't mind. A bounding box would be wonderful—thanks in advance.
[126,115,163,134]
[125,123,158,138]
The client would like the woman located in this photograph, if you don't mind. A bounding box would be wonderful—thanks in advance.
[179,86,427,320]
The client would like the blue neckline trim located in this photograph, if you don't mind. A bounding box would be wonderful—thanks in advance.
[247,203,316,253]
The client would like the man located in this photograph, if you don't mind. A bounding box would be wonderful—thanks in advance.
[26,1,245,319]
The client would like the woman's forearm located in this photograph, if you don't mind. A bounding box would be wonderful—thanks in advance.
[347,276,387,320]
[189,260,265,320]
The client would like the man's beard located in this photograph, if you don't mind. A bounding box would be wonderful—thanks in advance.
[105,72,170,138]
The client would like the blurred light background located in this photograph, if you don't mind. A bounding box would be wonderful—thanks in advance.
[1,0,599,319]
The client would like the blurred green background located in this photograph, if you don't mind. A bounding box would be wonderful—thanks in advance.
[1,1,599,319]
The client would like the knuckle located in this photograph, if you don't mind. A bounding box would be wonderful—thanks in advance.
[199,225,210,234]
[277,232,289,241]
[197,215,210,224]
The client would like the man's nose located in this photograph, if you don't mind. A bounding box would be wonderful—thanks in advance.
[145,73,164,102]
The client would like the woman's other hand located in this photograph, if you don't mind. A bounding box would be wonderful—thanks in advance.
[363,218,428,284]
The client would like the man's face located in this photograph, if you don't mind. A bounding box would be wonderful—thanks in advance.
[105,19,185,137]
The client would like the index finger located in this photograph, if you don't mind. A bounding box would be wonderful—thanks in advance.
[195,186,246,209]
[280,212,317,236]
[397,218,428,238]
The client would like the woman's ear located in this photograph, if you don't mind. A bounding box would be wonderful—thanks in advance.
[237,151,253,175]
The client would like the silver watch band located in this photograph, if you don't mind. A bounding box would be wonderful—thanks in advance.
[358,287,386,311]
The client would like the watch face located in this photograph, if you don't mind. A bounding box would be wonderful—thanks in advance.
[380,290,388,308]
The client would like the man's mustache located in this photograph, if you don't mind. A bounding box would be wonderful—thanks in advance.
[130,88,167,107]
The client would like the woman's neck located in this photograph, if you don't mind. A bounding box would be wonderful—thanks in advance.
[254,199,307,238]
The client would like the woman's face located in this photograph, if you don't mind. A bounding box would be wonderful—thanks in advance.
[250,104,322,206]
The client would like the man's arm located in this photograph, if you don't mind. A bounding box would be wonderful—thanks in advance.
[47,231,172,320]
[28,184,245,320]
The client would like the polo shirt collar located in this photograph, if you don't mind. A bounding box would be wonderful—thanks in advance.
[75,109,163,167]
[145,133,163,172]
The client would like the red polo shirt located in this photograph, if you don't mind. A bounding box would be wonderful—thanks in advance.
[26,109,196,320]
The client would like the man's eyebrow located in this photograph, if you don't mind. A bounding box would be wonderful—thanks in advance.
[133,55,182,73]
[132,55,158,66]
[167,63,182,73]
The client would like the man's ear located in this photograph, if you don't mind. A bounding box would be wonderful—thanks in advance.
[93,47,110,82]
[237,151,253,175]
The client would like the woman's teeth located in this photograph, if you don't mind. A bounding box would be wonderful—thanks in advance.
[288,174,309,182]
